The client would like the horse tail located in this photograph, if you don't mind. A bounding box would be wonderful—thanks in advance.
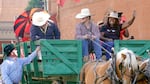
[80,62,91,84]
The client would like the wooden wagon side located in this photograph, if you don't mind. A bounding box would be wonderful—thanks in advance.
[17,39,82,84]
[114,40,150,59]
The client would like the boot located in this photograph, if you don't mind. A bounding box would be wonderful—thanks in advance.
[83,56,89,62]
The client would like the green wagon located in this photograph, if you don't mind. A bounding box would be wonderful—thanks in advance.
[16,39,83,84]
[114,40,150,59]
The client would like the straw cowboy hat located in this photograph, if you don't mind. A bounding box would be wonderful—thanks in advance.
[75,8,93,19]
[108,12,118,19]
[32,11,50,26]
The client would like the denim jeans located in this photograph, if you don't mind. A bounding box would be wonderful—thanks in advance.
[102,41,114,60]
[82,39,102,60]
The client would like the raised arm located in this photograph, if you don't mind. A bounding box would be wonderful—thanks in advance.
[122,10,136,29]
[123,29,129,37]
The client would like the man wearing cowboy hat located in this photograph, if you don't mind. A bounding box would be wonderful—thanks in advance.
[30,11,60,41]
[100,11,136,60]
[0,44,40,84]
[75,8,102,62]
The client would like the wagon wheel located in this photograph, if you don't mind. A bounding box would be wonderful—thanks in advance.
[52,80,63,84]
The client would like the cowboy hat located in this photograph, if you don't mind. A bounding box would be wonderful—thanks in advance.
[32,11,51,26]
[4,44,15,56]
[108,12,118,19]
[118,11,123,17]
[75,8,92,19]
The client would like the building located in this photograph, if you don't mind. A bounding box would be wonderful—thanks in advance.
[48,0,150,40]
[0,0,150,53]
[0,0,29,53]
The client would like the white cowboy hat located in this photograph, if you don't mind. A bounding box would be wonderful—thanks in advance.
[108,12,118,19]
[32,11,50,26]
[75,8,92,19]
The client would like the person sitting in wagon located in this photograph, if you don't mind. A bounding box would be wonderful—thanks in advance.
[100,11,136,60]
[75,8,102,62]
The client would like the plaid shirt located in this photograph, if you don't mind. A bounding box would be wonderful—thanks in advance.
[75,21,100,39]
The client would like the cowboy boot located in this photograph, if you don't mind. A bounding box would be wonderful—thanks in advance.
[83,56,89,62]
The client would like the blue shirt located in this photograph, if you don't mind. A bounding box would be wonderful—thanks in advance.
[1,50,37,84]
[30,22,60,41]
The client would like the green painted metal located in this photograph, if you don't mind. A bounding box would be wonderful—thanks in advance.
[114,40,150,59]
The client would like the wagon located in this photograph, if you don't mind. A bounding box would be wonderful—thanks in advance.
[114,40,150,59]
[2,40,150,84]
[15,39,83,84]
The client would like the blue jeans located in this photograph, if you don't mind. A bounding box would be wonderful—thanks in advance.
[82,39,102,60]
[102,41,114,60]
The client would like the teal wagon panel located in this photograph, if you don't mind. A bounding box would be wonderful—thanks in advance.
[2,40,83,84]
[40,40,82,77]
[114,40,150,59]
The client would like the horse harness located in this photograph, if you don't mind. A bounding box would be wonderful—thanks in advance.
[93,53,138,84]
[93,59,123,84]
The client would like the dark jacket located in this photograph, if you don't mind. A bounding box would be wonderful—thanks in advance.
[30,22,60,41]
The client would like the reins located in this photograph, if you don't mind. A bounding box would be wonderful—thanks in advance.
[93,55,123,84]
[90,39,112,56]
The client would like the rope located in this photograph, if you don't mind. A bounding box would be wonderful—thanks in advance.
[132,71,138,84]
[90,39,113,57]
[100,40,113,48]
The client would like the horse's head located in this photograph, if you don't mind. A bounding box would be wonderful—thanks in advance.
[116,48,138,84]
[136,59,150,84]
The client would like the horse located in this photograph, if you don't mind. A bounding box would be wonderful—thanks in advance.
[80,48,139,84]
[134,58,150,84]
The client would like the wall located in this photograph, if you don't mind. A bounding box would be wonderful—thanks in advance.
[0,0,29,21]
[49,0,150,40]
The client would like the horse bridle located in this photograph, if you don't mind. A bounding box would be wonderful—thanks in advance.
[119,52,139,84]
[94,52,136,84]
[94,59,122,84]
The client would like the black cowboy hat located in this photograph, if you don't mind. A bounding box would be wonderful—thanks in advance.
[4,44,15,56]
[118,12,123,17]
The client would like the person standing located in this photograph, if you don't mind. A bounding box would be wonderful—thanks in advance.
[30,11,60,41]
[30,11,60,60]
[75,8,102,62]
[1,44,40,84]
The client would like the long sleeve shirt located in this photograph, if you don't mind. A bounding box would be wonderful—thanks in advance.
[75,21,100,40]
[30,22,60,41]
[1,50,37,84]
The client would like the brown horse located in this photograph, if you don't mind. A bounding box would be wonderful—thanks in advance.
[80,49,138,84]
[135,58,150,84]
